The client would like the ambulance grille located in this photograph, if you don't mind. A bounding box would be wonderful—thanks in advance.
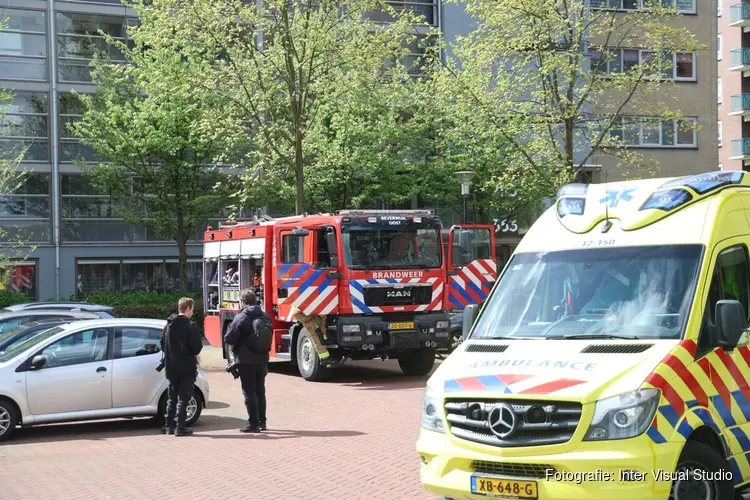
[444,399,582,448]
[465,343,508,353]
[580,344,653,354]
[471,461,557,479]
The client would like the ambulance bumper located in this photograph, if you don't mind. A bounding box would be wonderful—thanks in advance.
[417,429,681,500]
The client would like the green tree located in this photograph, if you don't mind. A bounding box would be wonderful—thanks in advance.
[70,42,237,290]
[127,0,426,215]
[432,0,706,222]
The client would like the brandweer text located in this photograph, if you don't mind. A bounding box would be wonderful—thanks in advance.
[371,271,425,279]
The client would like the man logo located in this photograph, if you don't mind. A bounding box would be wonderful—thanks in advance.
[386,289,412,298]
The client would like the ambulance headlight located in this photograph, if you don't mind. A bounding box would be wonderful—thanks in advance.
[420,385,445,433]
[584,389,659,441]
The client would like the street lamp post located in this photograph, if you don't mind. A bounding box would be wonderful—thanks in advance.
[455,171,475,224]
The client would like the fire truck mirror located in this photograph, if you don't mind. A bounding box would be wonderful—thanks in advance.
[292,227,309,237]
[326,229,339,268]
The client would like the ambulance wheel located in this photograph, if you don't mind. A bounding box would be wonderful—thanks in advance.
[669,441,733,500]
[296,330,328,382]
[398,347,436,376]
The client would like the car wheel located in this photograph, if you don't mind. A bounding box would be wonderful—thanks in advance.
[296,329,328,382]
[448,331,463,353]
[186,390,203,426]
[668,441,733,500]
[0,398,18,442]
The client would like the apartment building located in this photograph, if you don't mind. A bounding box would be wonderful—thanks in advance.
[718,0,750,170]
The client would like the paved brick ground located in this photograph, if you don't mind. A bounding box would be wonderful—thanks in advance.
[0,348,437,500]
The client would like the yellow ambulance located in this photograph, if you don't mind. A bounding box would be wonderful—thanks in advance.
[417,171,750,500]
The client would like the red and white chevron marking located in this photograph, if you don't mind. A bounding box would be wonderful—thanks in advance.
[350,277,442,314]
[281,285,338,321]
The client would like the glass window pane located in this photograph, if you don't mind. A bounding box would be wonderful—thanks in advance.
[57,35,126,60]
[58,60,94,83]
[0,262,37,300]
[77,262,120,294]
[622,49,639,72]
[123,262,163,292]
[0,56,47,80]
[4,92,48,114]
[641,118,661,145]
[165,261,203,292]
[662,120,675,145]
[14,174,50,195]
[0,114,48,138]
[5,9,46,33]
[0,221,50,243]
[621,117,639,145]
[675,53,694,79]
[609,50,622,73]
[59,93,85,115]
[59,116,81,138]
[61,174,106,195]
[676,0,694,11]
[0,33,47,57]
[622,0,637,8]
[0,197,50,217]
[115,327,161,359]
[56,13,127,37]
[41,328,109,367]
[676,120,695,145]
[59,140,103,162]
[718,247,750,320]
[0,138,49,161]
[63,220,146,242]
[62,197,116,218]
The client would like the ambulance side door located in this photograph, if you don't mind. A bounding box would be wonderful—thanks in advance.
[695,240,750,463]
[444,224,497,310]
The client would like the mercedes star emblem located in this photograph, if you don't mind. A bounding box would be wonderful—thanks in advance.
[487,404,517,439]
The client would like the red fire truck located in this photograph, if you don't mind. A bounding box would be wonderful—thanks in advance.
[202,210,496,381]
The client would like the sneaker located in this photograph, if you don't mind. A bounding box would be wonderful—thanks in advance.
[160,426,175,435]
[240,424,261,433]
[259,422,267,431]
[175,428,194,437]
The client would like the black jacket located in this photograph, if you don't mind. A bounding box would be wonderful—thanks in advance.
[161,314,203,380]
[224,306,270,365]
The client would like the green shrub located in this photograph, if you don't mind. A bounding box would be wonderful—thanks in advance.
[113,302,205,332]
[0,292,31,308]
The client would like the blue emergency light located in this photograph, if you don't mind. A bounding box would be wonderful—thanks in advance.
[556,183,589,198]
[639,189,693,212]
[660,171,743,195]
[557,197,586,217]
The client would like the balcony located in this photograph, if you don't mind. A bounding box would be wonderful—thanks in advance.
[730,3,750,27]
[730,94,750,119]
[731,139,750,161]
[730,49,750,72]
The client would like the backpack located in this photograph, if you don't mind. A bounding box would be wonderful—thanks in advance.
[246,314,273,353]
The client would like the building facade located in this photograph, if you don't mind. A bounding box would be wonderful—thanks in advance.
[0,0,715,300]
[718,0,750,170]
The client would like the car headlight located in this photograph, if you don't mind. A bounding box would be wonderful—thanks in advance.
[436,321,449,330]
[421,385,445,433]
[342,324,361,333]
[584,389,660,441]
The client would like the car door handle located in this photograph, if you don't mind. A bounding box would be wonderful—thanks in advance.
[96,366,107,373]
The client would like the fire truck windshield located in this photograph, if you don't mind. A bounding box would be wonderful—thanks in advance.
[342,226,442,270]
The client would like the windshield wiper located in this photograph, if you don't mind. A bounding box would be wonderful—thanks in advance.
[547,334,639,340]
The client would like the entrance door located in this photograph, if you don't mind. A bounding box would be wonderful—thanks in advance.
[445,225,497,310]
[276,226,340,321]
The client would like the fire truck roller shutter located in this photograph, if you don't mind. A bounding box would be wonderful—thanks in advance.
[204,241,220,259]
[240,238,265,257]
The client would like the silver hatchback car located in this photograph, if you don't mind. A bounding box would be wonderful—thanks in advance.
[0,319,209,441]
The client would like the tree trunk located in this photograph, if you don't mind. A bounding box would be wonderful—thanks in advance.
[177,236,189,293]
[295,124,305,215]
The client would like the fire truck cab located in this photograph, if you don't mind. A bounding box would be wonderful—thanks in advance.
[202,210,496,381]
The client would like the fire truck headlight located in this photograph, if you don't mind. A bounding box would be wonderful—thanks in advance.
[342,324,361,333]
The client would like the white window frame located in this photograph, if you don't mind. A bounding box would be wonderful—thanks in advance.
[718,0,722,16]
[610,116,698,148]
[592,48,696,82]
[718,78,723,104]
[718,35,722,61]
[718,120,723,148]
[590,0,696,15]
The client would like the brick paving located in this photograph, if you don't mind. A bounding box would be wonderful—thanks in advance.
[0,349,437,500]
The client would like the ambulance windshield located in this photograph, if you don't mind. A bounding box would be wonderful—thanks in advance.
[342,227,442,270]
[472,245,703,340]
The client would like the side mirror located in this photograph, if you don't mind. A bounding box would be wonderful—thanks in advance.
[462,304,480,340]
[326,229,339,268]
[29,354,47,370]
[716,300,747,350]
[292,227,309,237]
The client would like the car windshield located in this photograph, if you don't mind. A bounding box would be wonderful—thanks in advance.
[0,326,64,363]
[471,245,703,340]
[342,226,442,270]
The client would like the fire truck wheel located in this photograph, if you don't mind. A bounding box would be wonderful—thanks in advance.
[296,329,328,382]
[398,347,436,376]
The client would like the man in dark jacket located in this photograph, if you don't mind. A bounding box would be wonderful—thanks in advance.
[224,289,270,433]
[161,297,203,436]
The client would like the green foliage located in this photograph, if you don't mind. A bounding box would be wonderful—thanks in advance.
[431,0,706,221]
[0,292,31,308]
[78,292,205,332]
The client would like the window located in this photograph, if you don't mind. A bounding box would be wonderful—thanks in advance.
[56,13,131,83]
[40,328,110,368]
[718,35,722,61]
[718,78,723,104]
[718,120,723,148]
[164,260,203,292]
[315,229,332,268]
[0,317,29,334]
[282,234,305,264]
[0,9,48,81]
[700,246,750,353]
[0,261,38,300]
[75,258,203,296]
[590,48,696,81]
[114,327,162,359]
[0,92,49,162]
[609,116,697,148]
[590,0,696,13]
[452,228,492,267]
[58,94,103,163]
[0,174,50,243]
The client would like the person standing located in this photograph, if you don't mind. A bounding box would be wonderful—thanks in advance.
[161,297,203,436]
[224,289,272,433]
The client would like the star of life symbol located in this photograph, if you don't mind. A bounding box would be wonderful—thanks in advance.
[600,187,637,208]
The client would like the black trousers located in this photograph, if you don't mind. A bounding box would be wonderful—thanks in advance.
[238,364,267,426]
[165,377,194,429]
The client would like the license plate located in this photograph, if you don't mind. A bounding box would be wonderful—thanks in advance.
[471,476,538,499]
[389,322,415,330]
